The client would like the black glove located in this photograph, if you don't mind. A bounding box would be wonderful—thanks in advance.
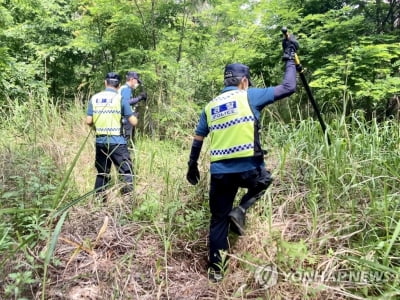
[186,160,200,185]
[282,35,299,61]
[138,92,147,101]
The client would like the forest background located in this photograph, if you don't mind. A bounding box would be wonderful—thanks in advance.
[0,0,399,299]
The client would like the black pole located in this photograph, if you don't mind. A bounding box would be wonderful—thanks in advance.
[282,27,331,145]
[298,69,331,145]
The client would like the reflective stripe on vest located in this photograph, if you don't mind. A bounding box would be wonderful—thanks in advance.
[92,91,122,136]
[205,90,256,162]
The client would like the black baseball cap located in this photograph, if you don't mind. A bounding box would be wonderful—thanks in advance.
[126,71,142,84]
[105,72,121,84]
[224,63,253,86]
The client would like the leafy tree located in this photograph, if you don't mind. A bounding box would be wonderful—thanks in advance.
[295,6,400,118]
[0,2,13,99]
[1,0,399,121]
[0,0,80,100]
[361,0,400,33]
[310,42,399,114]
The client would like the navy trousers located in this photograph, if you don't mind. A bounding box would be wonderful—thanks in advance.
[208,166,272,270]
[94,143,134,195]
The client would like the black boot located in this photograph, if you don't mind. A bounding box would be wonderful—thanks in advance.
[208,268,223,283]
[228,206,246,236]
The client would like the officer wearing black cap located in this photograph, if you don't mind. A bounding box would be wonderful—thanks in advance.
[119,71,147,144]
[86,72,138,200]
[186,35,299,281]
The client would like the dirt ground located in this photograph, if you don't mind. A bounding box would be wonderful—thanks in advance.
[41,203,222,300]
[34,201,350,300]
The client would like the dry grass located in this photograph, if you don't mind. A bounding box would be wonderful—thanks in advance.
[0,110,373,300]
[39,118,95,194]
[33,131,364,299]
[30,189,363,299]
[39,199,211,300]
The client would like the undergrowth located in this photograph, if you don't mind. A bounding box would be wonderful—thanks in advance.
[0,94,399,299]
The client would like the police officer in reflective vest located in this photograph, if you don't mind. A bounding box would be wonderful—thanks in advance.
[119,71,147,144]
[86,72,138,199]
[186,36,299,281]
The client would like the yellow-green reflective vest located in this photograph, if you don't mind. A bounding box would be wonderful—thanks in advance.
[92,91,122,136]
[205,89,260,162]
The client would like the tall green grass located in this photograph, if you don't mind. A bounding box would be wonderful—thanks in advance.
[0,93,399,299]
[259,110,400,298]
[0,94,90,299]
